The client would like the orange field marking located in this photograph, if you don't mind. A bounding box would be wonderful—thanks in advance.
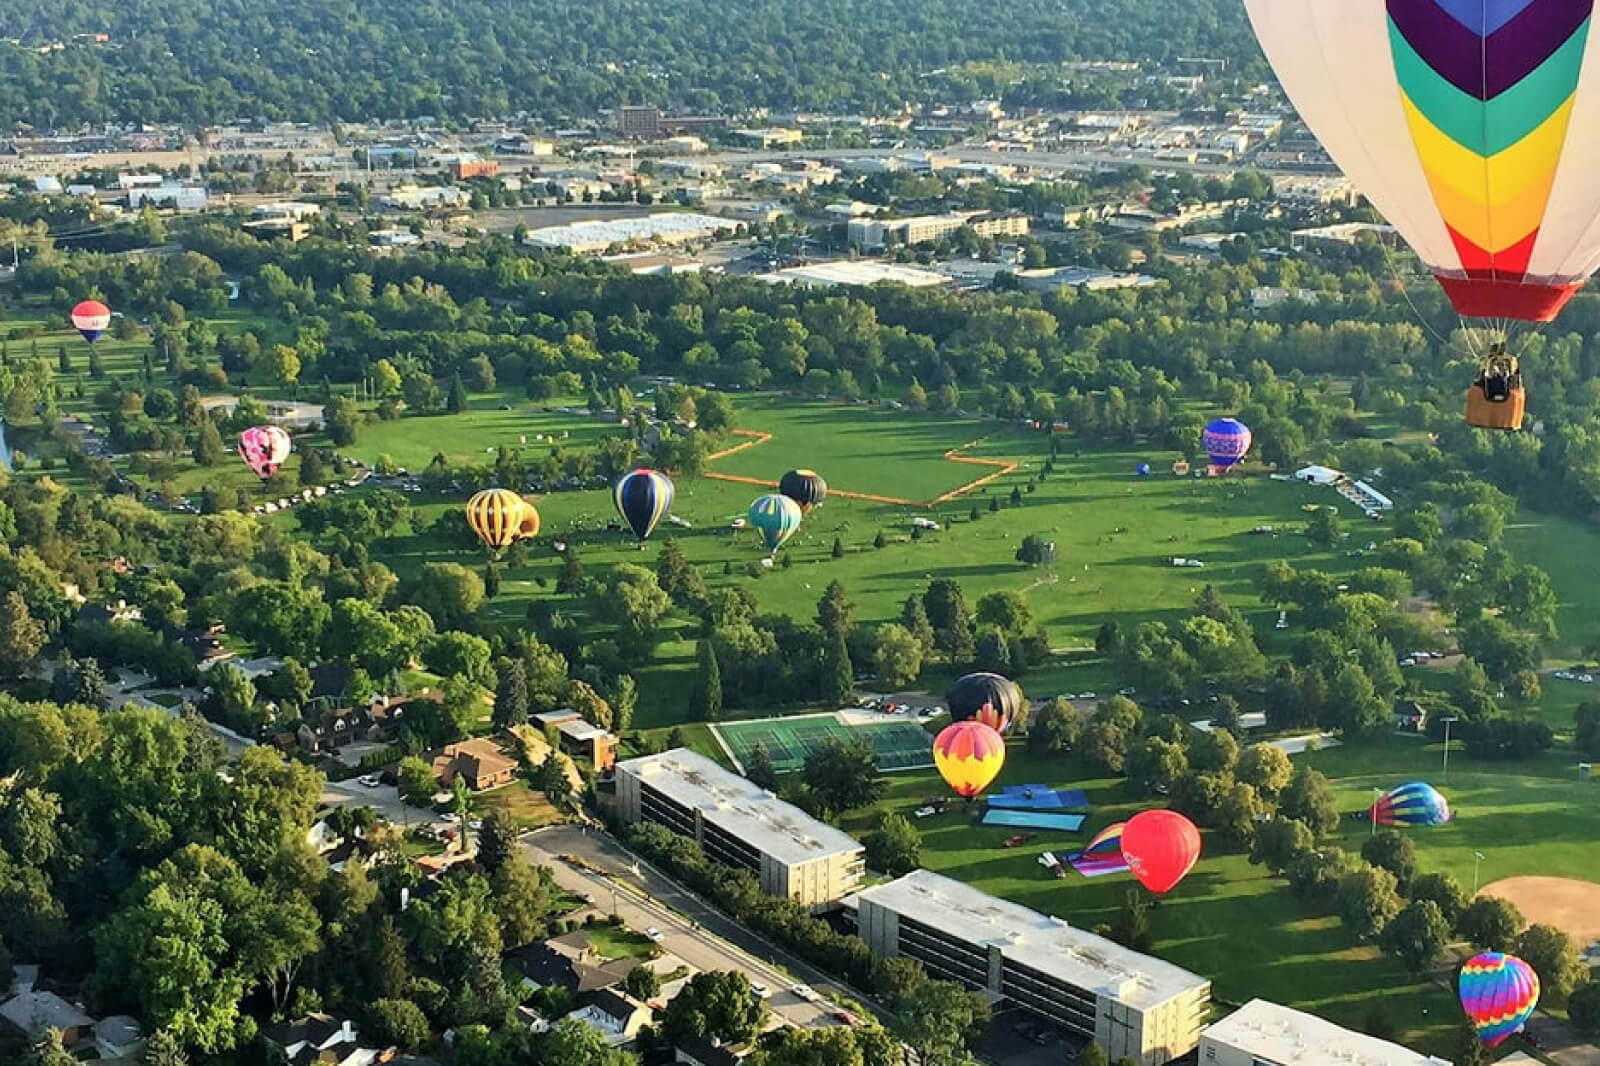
[705,428,1018,508]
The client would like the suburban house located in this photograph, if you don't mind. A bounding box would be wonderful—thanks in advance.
[297,704,375,752]
[164,623,233,667]
[675,1035,753,1066]
[565,989,653,1047]
[430,737,517,791]
[1393,699,1429,734]
[506,933,637,996]
[0,990,96,1048]
[558,717,619,772]
[262,1013,391,1066]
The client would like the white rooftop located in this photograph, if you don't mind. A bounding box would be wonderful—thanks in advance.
[524,212,734,250]
[754,260,950,289]
[1203,1000,1452,1066]
[619,748,862,866]
[855,870,1208,1009]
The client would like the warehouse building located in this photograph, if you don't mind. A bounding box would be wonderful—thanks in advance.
[1200,1000,1452,1066]
[852,870,1210,1065]
[615,748,864,908]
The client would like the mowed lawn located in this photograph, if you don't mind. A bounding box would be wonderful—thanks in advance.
[337,394,623,472]
[330,401,1401,726]
[1504,512,1600,661]
[841,738,1599,1058]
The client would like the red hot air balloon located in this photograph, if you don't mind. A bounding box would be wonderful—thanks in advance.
[71,300,112,344]
[1120,809,1201,895]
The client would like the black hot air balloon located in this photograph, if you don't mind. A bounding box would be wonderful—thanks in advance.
[945,672,1025,734]
[778,468,827,513]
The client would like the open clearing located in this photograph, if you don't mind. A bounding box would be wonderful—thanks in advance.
[1479,877,1600,952]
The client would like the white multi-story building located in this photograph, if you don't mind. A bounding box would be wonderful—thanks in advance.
[847,212,1028,250]
[615,748,864,908]
[852,870,1211,1066]
[1201,1000,1451,1066]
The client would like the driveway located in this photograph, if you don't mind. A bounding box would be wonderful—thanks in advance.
[1525,1015,1600,1066]
[521,825,864,1031]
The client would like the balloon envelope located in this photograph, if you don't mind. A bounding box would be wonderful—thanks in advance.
[933,720,1006,799]
[465,489,526,550]
[945,672,1025,734]
[748,493,802,554]
[779,468,827,512]
[517,497,541,540]
[1120,809,1202,894]
[614,469,675,542]
[1243,0,1600,322]
[237,425,291,480]
[1203,418,1252,469]
[1136,463,1151,476]
[71,300,111,343]
[1084,822,1126,856]
[1460,952,1539,1047]
[1368,781,1451,827]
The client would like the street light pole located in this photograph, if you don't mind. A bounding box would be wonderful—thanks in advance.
[1441,716,1459,781]
[1473,851,1486,897]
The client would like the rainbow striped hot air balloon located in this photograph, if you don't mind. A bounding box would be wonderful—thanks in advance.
[1460,952,1539,1048]
[1084,822,1125,857]
[614,468,675,543]
[933,720,1006,799]
[1203,418,1252,471]
[1368,781,1452,827]
[748,493,802,555]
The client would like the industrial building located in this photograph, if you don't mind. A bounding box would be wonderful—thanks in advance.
[1200,1000,1451,1066]
[615,748,864,908]
[847,212,1028,250]
[523,213,738,254]
[754,261,951,289]
[616,106,664,139]
[851,870,1211,1066]
[128,184,208,212]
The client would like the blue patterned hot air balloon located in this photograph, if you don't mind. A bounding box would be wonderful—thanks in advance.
[614,468,675,543]
[1367,781,1451,827]
[748,493,802,555]
[1203,418,1253,470]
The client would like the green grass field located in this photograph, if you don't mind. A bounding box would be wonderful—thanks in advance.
[842,737,1599,1058]
[1505,513,1600,660]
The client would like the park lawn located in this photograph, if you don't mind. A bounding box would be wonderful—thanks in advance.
[584,924,659,961]
[331,393,620,472]
[850,737,1600,1059]
[1503,511,1600,660]
[468,780,563,831]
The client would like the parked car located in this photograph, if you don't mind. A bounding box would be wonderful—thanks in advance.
[790,983,818,1002]
[645,927,665,943]
[358,774,382,788]
[751,983,771,999]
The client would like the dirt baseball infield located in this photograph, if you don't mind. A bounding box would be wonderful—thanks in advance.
[1479,877,1600,950]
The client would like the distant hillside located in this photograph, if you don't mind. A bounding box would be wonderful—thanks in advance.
[0,0,1258,127]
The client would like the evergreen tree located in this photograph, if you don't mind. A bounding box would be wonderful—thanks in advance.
[0,592,46,677]
[988,496,1000,512]
[824,627,853,706]
[370,914,410,1000]
[901,594,936,654]
[57,344,70,374]
[745,743,779,791]
[816,580,854,639]
[476,809,519,876]
[656,537,691,600]
[493,657,529,728]
[873,530,887,549]
[691,639,723,720]
[447,371,469,413]
[299,446,324,486]
[831,536,845,558]
[556,549,584,594]
[484,562,502,598]
[1010,485,1023,506]
[89,346,105,379]
[193,419,225,466]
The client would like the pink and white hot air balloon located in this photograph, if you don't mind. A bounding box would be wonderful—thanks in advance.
[71,300,112,344]
[238,425,291,480]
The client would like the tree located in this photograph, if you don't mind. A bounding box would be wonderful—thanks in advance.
[492,658,529,729]
[1307,505,1340,547]
[1189,728,1239,773]
[1080,721,1129,774]
[141,1030,189,1066]
[864,812,922,876]
[492,856,555,948]
[900,595,936,654]
[1452,1018,1488,1066]
[803,737,882,816]
[974,627,1012,675]
[1280,766,1340,837]
[566,679,613,730]
[1381,899,1450,973]
[556,549,585,594]
[0,592,45,677]
[368,999,430,1052]
[1109,887,1153,950]
[536,751,576,810]
[1335,864,1402,940]
[1570,981,1600,1036]
[1518,923,1587,1007]
[1250,817,1315,876]
[745,743,779,790]
[660,971,765,1046]
[397,756,436,805]
[299,446,325,486]
[539,1017,635,1066]
[264,344,302,385]
[896,977,989,1066]
[1235,742,1292,797]
[413,562,485,630]
[589,563,672,659]
[823,627,853,707]
[476,809,518,876]
[1028,697,1080,754]
[193,418,225,466]
[872,623,923,688]
[1457,896,1525,952]
[1409,872,1469,926]
[623,963,662,1001]
[370,914,410,1000]
[1125,736,1188,792]
[691,639,723,721]
[1216,781,1265,851]
[326,395,360,445]
[425,631,495,688]
[1345,818,1411,882]
[447,371,469,413]
[832,536,845,558]
[816,580,854,639]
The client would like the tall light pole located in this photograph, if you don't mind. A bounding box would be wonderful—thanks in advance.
[1441,716,1459,781]
[1473,851,1486,897]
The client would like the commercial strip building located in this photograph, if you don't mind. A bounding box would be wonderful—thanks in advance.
[1200,999,1451,1066]
[847,211,1029,250]
[850,870,1210,1066]
[754,260,951,289]
[615,748,864,908]
[523,212,738,254]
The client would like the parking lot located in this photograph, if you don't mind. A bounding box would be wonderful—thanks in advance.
[979,1011,1084,1066]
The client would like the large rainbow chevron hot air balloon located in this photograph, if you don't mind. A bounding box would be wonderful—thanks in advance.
[1460,952,1539,1047]
[1368,781,1452,827]
[1242,0,1600,325]
[933,720,1006,799]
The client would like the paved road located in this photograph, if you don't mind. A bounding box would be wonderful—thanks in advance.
[521,824,866,1031]
[1526,1015,1600,1066]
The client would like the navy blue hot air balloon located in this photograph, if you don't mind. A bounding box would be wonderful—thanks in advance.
[613,468,675,543]
[1203,418,1253,470]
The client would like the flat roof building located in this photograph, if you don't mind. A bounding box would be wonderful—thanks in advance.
[615,748,864,908]
[847,211,1028,250]
[852,870,1210,1066]
[1201,1000,1451,1066]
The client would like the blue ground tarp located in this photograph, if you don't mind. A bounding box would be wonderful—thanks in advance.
[987,787,1089,810]
[980,809,1087,832]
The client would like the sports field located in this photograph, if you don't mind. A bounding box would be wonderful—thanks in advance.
[713,712,934,774]
[844,738,1600,1058]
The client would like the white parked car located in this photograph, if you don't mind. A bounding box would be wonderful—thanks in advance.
[790,983,818,1002]
[645,927,665,943]
[358,774,382,788]
[750,982,772,999]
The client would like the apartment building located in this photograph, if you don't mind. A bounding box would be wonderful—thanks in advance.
[1201,1000,1452,1066]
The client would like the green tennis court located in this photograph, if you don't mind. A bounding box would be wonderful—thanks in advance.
[713,713,935,775]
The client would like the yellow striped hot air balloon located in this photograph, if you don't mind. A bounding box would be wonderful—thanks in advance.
[933,720,1006,799]
[516,496,541,540]
[465,489,526,551]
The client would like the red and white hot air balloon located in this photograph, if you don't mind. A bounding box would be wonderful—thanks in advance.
[71,300,112,344]
[238,425,292,480]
